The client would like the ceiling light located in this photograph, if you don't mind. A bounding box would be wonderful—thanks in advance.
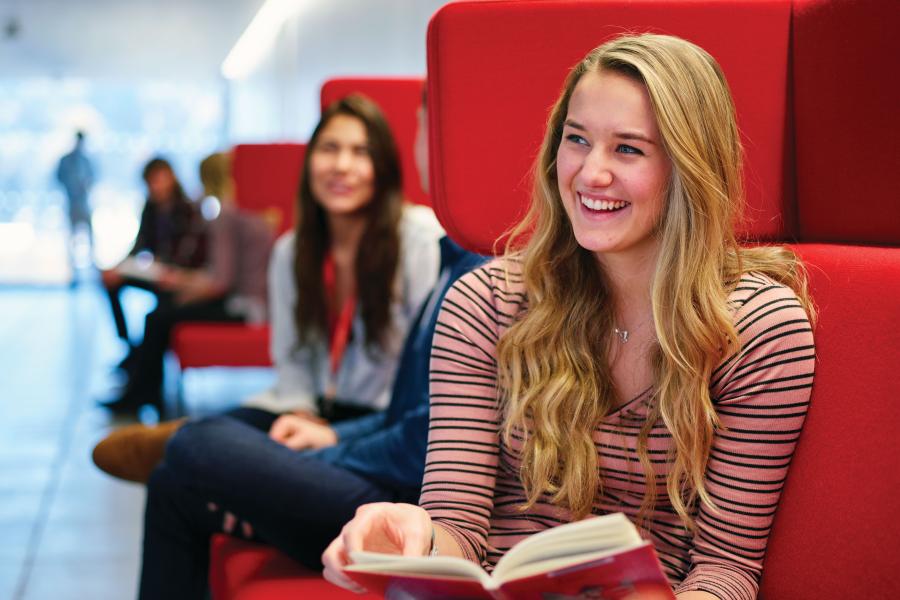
[221,0,301,80]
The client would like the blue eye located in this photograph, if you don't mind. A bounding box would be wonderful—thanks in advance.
[565,133,588,146]
[616,144,643,155]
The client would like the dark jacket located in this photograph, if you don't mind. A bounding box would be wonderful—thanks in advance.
[130,197,207,268]
[311,236,488,490]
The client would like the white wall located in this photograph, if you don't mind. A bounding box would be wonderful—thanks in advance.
[226,0,448,143]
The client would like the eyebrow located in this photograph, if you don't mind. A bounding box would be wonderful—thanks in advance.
[563,119,656,145]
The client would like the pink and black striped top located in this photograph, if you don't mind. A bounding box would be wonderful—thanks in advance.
[421,260,815,600]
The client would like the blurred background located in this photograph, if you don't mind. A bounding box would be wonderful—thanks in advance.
[0,0,446,284]
[0,1,447,598]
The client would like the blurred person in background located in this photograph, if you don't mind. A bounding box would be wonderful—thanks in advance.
[56,130,96,284]
[99,157,208,412]
[92,93,471,599]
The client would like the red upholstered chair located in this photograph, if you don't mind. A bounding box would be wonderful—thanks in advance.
[321,77,428,206]
[426,1,900,599]
[209,535,381,600]
[170,144,306,393]
[758,0,900,596]
[789,0,899,245]
[759,244,900,598]
[231,143,306,236]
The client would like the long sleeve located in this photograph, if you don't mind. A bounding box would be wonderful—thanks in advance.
[128,202,153,257]
[397,205,443,318]
[204,209,238,295]
[330,411,387,443]
[419,266,508,565]
[675,274,815,599]
[317,406,427,489]
[243,232,319,414]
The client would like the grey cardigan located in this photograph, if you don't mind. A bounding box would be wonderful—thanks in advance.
[244,204,444,415]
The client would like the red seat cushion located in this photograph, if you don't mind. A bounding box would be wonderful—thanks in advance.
[427,0,794,255]
[172,323,271,369]
[321,77,429,207]
[209,535,381,600]
[759,244,900,598]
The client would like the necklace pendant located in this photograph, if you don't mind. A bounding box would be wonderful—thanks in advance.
[614,327,629,343]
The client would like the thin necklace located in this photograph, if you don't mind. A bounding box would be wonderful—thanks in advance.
[613,318,651,343]
[613,327,630,343]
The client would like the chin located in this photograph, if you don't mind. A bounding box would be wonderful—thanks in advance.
[572,231,616,254]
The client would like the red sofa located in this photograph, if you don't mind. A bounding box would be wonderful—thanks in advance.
[209,0,899,598]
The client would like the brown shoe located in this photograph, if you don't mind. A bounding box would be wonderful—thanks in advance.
[92,418,187,483]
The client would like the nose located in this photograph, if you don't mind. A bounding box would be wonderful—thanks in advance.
[580,148,613,187]
[334,148,353,172]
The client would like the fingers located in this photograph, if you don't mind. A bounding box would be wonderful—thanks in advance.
[268,415,299,444]
[322,503,433,593]
[268,415,315,450]
[222,511,237,534]
[400,507,433,557]
[322,536,367,593]
[401,523,430,557]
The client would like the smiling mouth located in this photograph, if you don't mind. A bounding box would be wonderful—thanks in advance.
[327,183,353,194]
[578,193,630,213]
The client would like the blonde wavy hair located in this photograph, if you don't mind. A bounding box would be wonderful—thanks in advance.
[497,33,814,528]
[199,152,234,202]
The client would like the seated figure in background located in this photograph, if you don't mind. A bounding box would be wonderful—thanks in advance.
[92,93,477,599]
[100,157,207,395]
[101,152,275,414]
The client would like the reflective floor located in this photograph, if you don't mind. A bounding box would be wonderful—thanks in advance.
[0,280,274,599]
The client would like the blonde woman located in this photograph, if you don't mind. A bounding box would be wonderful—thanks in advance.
[323,34,816,600]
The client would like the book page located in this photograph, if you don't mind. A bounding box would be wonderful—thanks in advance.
[496,540,648,584]
[347,551,492,588]
[492,513,641,581]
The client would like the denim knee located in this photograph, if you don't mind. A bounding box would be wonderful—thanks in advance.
[164,416,237,480]
[145,460,185,506]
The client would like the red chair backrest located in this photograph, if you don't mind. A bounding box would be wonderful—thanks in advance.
[790,0,900,245]
[759,0,900,596]
[321,77,428,207]
[426,1,900,599]
[427,0,795,255]
[232,143,306,235]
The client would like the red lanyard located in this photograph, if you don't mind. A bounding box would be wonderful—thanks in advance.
[322,253,356,399]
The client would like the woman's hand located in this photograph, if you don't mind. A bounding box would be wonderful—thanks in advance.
[268,414,337,450]
[322,502,433,592]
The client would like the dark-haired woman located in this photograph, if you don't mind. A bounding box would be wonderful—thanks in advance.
[100,157,207,412]
[132,95,444,599]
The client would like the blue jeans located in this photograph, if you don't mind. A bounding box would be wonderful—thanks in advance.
[138,409,417,600]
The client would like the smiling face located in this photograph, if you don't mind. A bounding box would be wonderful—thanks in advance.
[309,114,375,216]
[556,69,671,263]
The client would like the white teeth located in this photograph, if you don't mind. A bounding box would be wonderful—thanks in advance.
[579,193,628,211]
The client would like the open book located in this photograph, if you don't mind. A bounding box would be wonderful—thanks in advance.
[344,512,675,600]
